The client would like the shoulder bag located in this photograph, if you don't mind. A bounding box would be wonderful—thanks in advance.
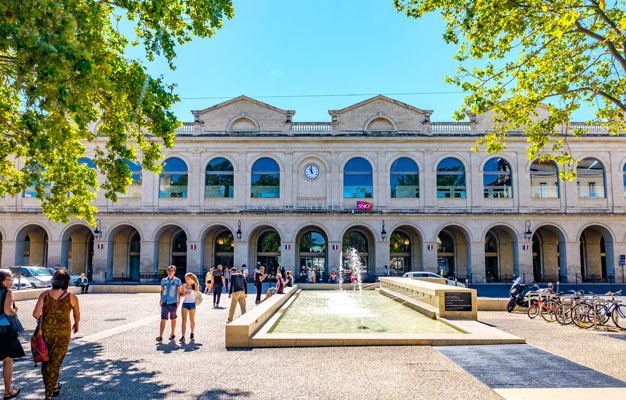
[194,290,203,306]
[31,290,68,365]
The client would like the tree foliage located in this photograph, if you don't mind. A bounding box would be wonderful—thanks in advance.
[0,0,233,223]
[395,0,626,178]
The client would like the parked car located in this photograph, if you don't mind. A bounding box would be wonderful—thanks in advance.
[19,266,53,288]
[47,267,81,286]
[0,268,33,290]
[402,271,467,287]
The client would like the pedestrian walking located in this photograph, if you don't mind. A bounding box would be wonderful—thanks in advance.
[157,265,182,342]
[0,270,24,400]
[224,267,231,292]
[78,273,89,294]
[227,267,247,323]
[242,264,249,282]
[179,273,200,343]
[254,266,266,304]
[211,265,225,308]
[203,266,214,294]
[32,269,80,400]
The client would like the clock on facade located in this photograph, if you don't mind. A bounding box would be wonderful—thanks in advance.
[304,164,320,180]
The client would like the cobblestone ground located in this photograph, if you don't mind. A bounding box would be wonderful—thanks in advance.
[10,293,499,400]
[8,294,626,399]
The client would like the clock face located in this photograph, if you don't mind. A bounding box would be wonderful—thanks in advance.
[304,164,320,180]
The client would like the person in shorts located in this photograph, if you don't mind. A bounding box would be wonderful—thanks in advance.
[157,266,182,342]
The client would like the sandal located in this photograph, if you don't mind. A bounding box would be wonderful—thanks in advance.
[169,334,175,341]
[53,383,62,397]
[3,388,20,399]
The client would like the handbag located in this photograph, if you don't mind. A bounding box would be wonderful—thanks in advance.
[31,291,68,365]
[8,315,24,336]
[194,291,203,306]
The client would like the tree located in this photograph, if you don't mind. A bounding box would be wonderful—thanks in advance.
[0,0,234,223]
[395,0,626,178]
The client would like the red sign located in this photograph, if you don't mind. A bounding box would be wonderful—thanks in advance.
[356,201,373,210]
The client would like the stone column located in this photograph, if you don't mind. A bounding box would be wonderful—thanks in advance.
[280,241,296,274]
[233,240,249,270]
[46,240,63,267]
[518,241,534,283]
[139,240,156,281]
[613,242,626,284]
[564,241,582,283]
[469,241,485,283]
[422,241,438,273]
[92,240,108,283]
[1,240,16,267]
[374,240,389,276]
[186,240,202,275]
[327,242,342,273]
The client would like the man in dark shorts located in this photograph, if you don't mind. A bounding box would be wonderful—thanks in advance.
[157,265,182,342]
[254,266,266,304]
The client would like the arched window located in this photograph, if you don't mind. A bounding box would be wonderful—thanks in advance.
[390,231,411,275]
[577,158,605,198]
[22,165,50,198]
[344,157,373,198]
[78,158,96,169]
[205,157,234,198]
[483,157,512,198]
[120,159,142,198]
[159,157,188,198]
[437,158,466,198]
[437,231,455,276]
[390,158,419,198]
[251,158,280,198]
[530,160,559,198]
[214,230,234,269]
[299,231,326,253]
[484,232,499,282]
[623,163,626,198]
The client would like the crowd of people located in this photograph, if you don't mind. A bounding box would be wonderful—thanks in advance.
[157,263,295,342]
[0,269,81,400]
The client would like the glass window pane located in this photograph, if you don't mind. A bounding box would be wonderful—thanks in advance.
[342,231,368,253]
[437,157,464,172]
[251,158,279,173]
[215,231,234,253]
[206,158,234,198]
[162,157,188,173]
[437,174,466,198]
[251,158,280,198]
[344,157,373,198]
[577,158,605,198]
[120,160,142,198]
[390,158,419,199]
[299,232,326,253]
[530,161,559,198]
[390,231,411,253]
[78,158,96,169]
[483,173,512,198]
[257,231,281,253]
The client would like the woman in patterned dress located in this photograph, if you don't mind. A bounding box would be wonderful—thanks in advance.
[32,270,80,400]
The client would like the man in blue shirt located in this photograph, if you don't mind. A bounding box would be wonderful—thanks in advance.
[157,265,182,342]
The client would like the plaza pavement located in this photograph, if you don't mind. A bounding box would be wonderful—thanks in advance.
[7,292,626,400]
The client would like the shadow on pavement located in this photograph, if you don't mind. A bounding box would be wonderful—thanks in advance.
[14,342,183,399]
[197,388,252,399]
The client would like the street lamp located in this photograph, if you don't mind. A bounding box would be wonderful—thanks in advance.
[381,220,387,240]
[93,219,102,240]
[524,220,532,241]
[236,220,242,240]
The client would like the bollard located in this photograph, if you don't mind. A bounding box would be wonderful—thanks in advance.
[556,281,560,293]
[465,278,469,288]
[454,278,458,287]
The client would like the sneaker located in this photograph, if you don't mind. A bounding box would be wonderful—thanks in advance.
[169,334,175,341]
[190,333,194,340]
[156,336,163,342]
[179,336,185,343]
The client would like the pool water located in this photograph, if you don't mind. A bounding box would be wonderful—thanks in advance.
[269,290,463,334]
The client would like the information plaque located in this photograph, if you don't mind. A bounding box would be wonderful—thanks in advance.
[444,292,472,312]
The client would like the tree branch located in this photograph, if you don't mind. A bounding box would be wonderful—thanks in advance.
[574,20,626,73]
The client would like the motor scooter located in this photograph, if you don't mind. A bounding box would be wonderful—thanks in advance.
[507,277,539,312]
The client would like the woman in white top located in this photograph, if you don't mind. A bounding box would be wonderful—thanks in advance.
[178,273,200,343]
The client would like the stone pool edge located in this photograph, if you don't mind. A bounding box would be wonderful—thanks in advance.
[226,287,525,348]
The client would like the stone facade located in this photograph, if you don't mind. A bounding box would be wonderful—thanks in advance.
[1,95,626,284]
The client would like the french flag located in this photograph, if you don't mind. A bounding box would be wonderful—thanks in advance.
[190,244,197,250]
[97,244,104,250]
[284,244,291,250]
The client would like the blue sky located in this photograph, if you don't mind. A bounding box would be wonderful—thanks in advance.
[135,0,466,122]
[136,1,588,123]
